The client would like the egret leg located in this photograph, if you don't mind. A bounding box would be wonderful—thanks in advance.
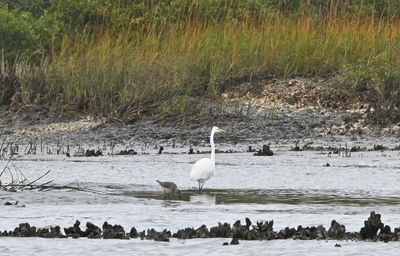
[200,182,204,191]
[164,192,167,200]
[198,181,201,192]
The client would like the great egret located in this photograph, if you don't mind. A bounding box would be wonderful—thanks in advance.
[156,180,181,200]
[190,126,226,191]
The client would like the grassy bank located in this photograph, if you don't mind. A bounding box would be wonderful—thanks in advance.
[1,1,400,122]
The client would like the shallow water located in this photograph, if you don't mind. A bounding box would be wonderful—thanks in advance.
[0,149,400,255]
[2,238,400,256]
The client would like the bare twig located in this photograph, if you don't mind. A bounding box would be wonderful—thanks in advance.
[0,160,11,179]
[21,169,51,188]
[36,184,105,195]
[2,158,105,195]
[38,179,54,187]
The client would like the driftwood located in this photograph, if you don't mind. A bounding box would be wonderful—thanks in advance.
[0,160,104,195]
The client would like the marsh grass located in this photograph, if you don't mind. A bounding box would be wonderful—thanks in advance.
[3,2,400,122]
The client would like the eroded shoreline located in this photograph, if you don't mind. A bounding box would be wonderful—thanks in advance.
[0,79,398,149]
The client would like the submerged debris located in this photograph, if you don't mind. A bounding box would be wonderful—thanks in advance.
[328,220,346,239]
[102,222,128,239]
[64,220,84,238]
[291,141,301,151]
[13,223,37,237]
[117,149,137,155]
[360,211,384,240]
[373,145,387,151]
[247,146,256,152]
[3,200,25,207]
[254,144,273,156]
[230,238,239,245]
[146,228,170,242]
[85,149,102,157]
[129,227,138,238]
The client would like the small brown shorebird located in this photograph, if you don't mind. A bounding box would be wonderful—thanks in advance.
[156,180,181,200]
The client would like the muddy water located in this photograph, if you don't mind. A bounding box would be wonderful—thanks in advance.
[0,149,400,255]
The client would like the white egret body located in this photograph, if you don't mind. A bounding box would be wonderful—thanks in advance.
[190,126,226,191]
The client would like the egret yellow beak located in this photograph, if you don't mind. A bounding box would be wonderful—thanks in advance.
[218,128,227,134]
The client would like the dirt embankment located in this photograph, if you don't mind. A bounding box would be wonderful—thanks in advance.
[0,79,399,148]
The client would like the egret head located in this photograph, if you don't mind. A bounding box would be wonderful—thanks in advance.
[212,126,227,134]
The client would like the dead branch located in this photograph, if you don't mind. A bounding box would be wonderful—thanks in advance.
[38,179,54,187]
[21,169,51,188]
[1,153,105,194]
[0,160,11,179]
[36,184,105,195]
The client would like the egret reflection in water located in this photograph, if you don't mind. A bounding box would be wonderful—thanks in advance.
[190,194,216,204]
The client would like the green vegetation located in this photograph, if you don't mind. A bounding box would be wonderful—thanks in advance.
[1,0,400,123]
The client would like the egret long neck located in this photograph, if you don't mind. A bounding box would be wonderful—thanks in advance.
[210,130,215,164]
